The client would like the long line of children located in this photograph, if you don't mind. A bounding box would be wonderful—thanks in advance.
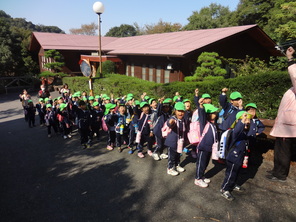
[22,88,265,201]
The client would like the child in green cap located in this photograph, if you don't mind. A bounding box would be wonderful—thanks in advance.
[36,98,46,126]
[104,103,117,150]
[165,102,187,176]
[44,104,58,138]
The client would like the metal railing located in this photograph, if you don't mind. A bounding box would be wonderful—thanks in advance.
[0,76,38,94]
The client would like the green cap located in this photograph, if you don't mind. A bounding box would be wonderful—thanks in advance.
[203,104,219,114]
[88,96,94,100]
[174,102,185,111]
[93,102,99,107]
[173,95,182,102]
[46,104,52,108]
[39,98,44,102]
[144,95,150,101]
[126,96,133,101]
[53,98,58,102]
[59,103,67,111]
[104,103,116,115]
[134,100,141,106]
[230,92,242,100]
[127,93,134,98]
[28,99,33,103]
[105,96,111,100]
[95,95,100,99]
[183,99,191,103]
[102,94,108,98]
[202,93,211,99]
[140,101,149,108]
[82,97,88,101]
[44,98,49,102]
[245,103,257,109]
[148,98,156,105]
[163,98,172,104]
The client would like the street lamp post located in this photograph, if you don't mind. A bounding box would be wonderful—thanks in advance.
[93,2,105,78]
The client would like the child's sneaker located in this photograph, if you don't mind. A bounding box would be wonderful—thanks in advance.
[63,135,67,139]
[152,153,160,161]
[167,168,179,176]
[147,150,153,156]
[176,165,185,173]
[233,185,245,192]
[203,178,211,184]
[137,152,145,158]
[67,134,72,138]
[194,179,209,188]
[159,153,168,159]
[107,145,113,151]
[220,189,235,201]
[117,147,122,153]
[128,147,133,154]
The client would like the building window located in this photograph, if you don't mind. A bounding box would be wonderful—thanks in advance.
[142,64,146,80]
[149,65,153,82]
[131,63,135,77]
[156,66,161,83]
[126,64,129,76]
[164,70,170,83]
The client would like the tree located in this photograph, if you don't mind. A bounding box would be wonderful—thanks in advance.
[44,50,65,72]
[184,52,227,82]
[105,24,137,37]
[69,22,97,35]
[184,3,234,30]
[142,19,182,34]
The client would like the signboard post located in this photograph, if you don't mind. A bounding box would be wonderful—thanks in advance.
[79,59,94,96]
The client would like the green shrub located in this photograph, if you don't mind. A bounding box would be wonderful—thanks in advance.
[63,71,291,119]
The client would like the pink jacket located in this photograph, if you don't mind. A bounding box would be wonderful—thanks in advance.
[270,64,296,138]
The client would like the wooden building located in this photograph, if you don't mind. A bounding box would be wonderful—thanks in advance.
[29,24,282,83]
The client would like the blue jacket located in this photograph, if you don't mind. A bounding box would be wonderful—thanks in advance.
[197,106,218,152]
[153,112,170,138]
[218,94,243,131]
[164,116,186,150]
[226,121,255,165]
[137,113,152,135]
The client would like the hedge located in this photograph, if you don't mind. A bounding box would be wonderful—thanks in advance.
[63,71,292,119]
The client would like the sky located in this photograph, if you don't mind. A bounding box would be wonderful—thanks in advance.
[0,0,240,35]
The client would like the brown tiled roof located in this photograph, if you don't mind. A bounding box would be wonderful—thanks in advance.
[31,25,278,56]
[31,32,118,50]
[105,25,260,56]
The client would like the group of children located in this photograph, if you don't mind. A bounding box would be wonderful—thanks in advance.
[20,86,265,201]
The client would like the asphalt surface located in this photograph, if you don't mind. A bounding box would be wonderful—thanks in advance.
[0,91,296,222]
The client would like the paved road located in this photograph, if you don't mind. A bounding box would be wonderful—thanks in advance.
[0,91,296,222]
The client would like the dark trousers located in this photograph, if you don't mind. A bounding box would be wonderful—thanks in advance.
[168,147,181,169]
[116,132,129,148]
[128,128,136,148]
[107,131,116,146]
[47,123,58,135]
[273,137,296,180]
[154,135,165,154]
[221,161,241,191]
[137,134,153,153]
[39,113,45,125]
[195,150,212,179]
[90,124,100,141]
[79,128,90,145]
[28,116,35,127]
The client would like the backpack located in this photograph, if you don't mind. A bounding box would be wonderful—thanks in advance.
[217,107,234,125]
[161,121,172,138]
[218,129,234,159]
[187,121,210,145]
